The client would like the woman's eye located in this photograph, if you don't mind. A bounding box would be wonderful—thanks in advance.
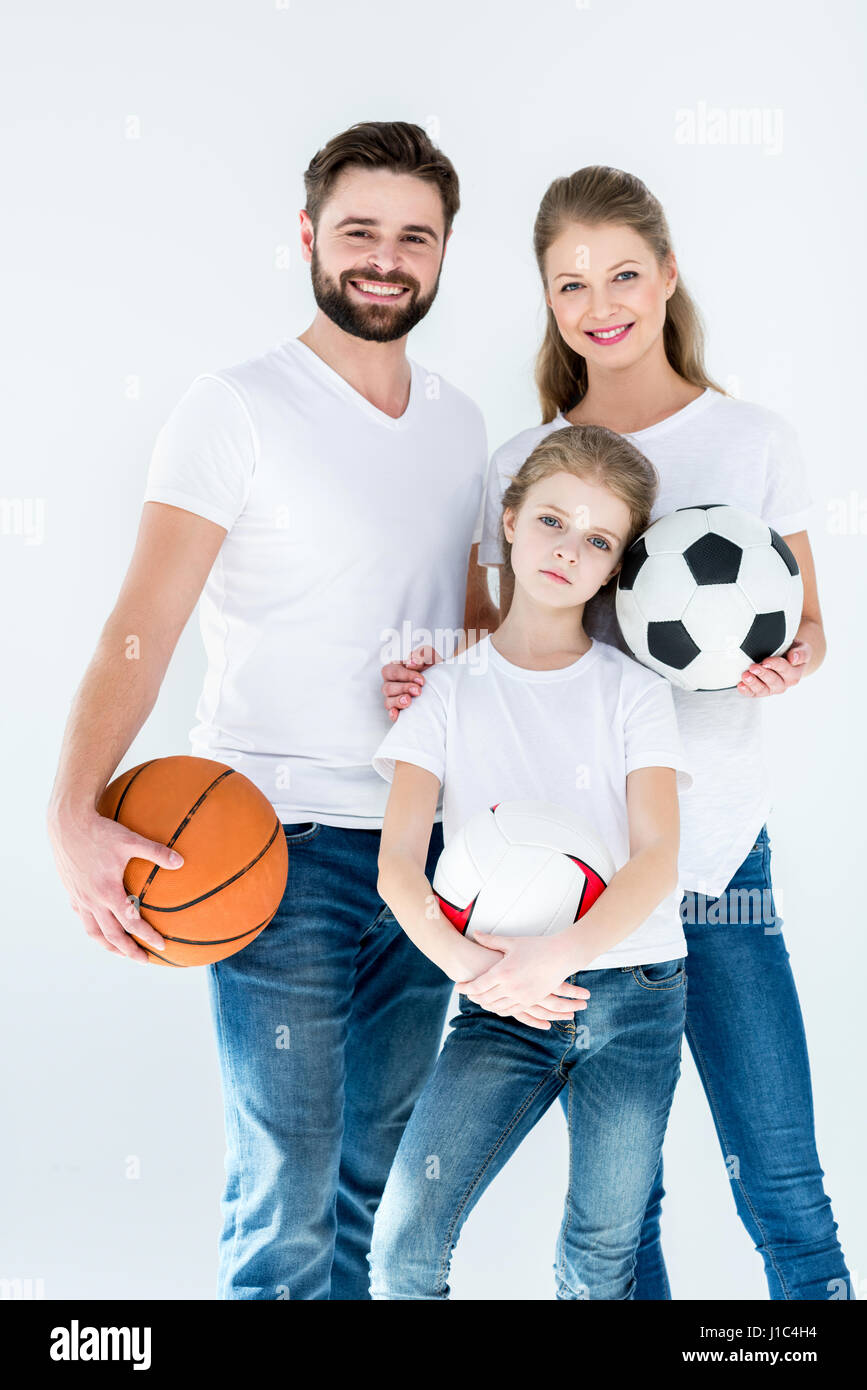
[615,270,638,281]
[560,282,583,293]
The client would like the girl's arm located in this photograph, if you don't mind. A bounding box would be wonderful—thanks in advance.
[376,761,587,1029]
[463,766,680,1012]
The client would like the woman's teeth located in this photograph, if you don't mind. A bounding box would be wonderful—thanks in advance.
[587,323,633,341]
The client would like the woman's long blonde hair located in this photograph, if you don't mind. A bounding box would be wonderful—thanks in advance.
[533,165,726,422]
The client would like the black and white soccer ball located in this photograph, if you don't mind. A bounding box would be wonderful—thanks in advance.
[615,505,803,692]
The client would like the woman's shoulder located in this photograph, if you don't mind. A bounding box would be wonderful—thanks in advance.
[491,416,565,469]
[703,389,801,445]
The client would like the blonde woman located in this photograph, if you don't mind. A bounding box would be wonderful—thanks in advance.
[381,166,850,1300]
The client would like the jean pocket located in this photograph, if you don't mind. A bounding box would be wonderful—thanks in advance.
[282,821,321,845]
[631,957,686,989]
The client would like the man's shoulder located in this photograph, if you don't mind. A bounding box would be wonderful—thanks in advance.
[408,358,486,430]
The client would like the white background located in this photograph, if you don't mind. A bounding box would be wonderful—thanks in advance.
[2,0,864,1300]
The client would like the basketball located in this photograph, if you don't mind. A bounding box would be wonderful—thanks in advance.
[432,800,615,941]
[96,755,288,967]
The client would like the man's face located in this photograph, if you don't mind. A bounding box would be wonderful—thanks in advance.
[303,166,449,342]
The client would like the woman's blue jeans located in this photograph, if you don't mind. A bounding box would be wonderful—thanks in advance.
[369,955,687,1299]
[205,819,453,1300]
[634,824,851,1300]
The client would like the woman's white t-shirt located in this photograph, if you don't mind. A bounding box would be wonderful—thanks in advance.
[477,388,814,897]
[372,635,693,970]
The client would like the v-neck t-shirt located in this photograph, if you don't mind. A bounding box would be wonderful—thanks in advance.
[143,337,488,827]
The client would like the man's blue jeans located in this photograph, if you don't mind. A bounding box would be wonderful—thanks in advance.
[368,955,687,1299]
[634,824,852,1300]
[205,819,452,1300]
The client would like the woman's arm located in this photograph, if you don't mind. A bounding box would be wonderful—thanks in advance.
[738,530,825,695]
[463,766,680,1011]
[377,761,586,1028]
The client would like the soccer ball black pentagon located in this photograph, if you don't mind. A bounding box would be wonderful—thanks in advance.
[615,505,803,691]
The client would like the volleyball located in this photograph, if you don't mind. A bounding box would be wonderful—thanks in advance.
[432,800,615,940]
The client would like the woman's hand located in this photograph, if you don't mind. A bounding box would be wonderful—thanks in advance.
[456,932,590,1025]
[736,638,811,697]
[381,644,441,722]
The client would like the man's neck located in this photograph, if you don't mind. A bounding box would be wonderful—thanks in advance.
[298,314,412,420]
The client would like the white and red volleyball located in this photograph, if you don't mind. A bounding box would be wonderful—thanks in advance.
[432,800,615,940]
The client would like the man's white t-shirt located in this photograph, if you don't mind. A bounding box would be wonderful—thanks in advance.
[143,337,487,827]
[477,387,813,896]
[372,635,693,970]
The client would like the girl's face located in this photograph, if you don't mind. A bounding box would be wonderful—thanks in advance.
[504,471,632,607]
[543,221,676,367]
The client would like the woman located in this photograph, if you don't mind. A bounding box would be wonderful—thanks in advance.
[381,166,850,1300]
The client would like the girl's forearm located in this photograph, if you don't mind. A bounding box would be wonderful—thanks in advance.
[377,855,467,977]
[557,841,679,972]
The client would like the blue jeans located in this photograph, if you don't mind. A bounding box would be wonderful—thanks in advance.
[205,819,452,1300]
[368,955,687,1299]
[634,824,852,1300]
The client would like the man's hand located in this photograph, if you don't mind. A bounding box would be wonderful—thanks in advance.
[46,806,184,962]
[381,644,442,722]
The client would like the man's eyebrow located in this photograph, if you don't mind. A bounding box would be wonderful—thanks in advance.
[535,503,622,540]
[554,259,640,282]
[332,215,440,239]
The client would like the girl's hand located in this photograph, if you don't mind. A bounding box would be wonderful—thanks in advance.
[736,638,811,697]
[456,932,590,1023]
[381,644,441,722]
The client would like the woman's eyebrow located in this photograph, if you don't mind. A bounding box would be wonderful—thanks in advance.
[553,259,641,281]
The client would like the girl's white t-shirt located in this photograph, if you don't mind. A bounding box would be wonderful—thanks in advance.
[372,635,693,970]
[477,388,814,897]
[143,337,487,828]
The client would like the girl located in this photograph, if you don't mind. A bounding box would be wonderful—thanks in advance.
[382,166,850,1300]
[369,425,694,1300]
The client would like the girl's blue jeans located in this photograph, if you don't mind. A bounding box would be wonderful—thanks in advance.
[368,953,687,1299]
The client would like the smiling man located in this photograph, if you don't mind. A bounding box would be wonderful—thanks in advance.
[46,121,496,1300]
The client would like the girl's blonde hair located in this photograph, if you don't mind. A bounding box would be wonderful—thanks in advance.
[533,165,726,422]
[499,424,659,588]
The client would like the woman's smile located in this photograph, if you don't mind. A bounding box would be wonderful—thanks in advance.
[584,322,635,345]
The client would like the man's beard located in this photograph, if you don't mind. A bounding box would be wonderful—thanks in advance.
[309,245,440,342]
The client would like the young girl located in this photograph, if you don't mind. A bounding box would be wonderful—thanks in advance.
[368,426,694,1300]
[382,165,850,1300]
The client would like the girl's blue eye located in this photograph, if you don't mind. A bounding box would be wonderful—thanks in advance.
[589,536,610,550]
[539,515,561,528]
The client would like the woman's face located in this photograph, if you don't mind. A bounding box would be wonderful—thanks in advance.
[543,221,676,368]
[504,470,631,607]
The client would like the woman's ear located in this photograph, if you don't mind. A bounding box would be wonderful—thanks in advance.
[502,506,516,545]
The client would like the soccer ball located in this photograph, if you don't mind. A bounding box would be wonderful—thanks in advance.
[615,504,803,691]
[432,800,615,940]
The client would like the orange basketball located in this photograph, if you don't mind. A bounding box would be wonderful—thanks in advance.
[96,755,289,967]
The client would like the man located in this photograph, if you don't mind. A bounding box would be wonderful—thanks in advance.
[46,120,497,1300]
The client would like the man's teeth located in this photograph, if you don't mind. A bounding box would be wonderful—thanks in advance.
[590,325,631,339]
[354,281,405,296]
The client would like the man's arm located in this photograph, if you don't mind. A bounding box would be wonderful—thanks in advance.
[46,501,229,961]
[461,542,499,644]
